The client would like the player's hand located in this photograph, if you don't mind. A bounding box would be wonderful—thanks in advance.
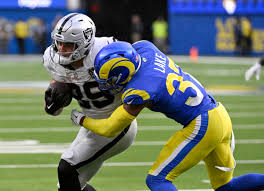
[45,87,62,115]
[47,87,70,107]
[45,85,72,115]
[71,109,85,126]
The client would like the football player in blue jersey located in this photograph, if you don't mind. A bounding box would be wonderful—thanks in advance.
[71,41,264,191]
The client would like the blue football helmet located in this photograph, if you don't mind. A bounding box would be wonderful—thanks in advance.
[94,41,141,94]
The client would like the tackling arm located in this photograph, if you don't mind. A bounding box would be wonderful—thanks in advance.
[71,103,146,137]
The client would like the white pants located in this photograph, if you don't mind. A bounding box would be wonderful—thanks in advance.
[60,119,137,189]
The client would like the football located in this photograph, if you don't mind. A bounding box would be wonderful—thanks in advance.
[50,81,71,93]
[49,81,73,107]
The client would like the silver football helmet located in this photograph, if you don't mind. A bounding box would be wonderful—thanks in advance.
[51,13,96,65]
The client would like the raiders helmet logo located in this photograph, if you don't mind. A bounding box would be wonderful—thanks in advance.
[83,28,93,42]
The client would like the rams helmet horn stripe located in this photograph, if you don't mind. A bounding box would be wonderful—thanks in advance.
[98,57,136,80]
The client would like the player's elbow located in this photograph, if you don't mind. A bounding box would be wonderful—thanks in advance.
[98,124,121,138]
[100,128,119,138]
[106,131,119,138]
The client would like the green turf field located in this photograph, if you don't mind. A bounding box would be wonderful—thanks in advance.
[0,56,263,191]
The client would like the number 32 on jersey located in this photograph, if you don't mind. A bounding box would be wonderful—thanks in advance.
[166,58,204,106]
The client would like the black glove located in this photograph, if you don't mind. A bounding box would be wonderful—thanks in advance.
[45,86,72,115]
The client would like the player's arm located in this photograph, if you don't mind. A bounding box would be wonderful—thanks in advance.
[44,79,72,116]
[71,102,148,137]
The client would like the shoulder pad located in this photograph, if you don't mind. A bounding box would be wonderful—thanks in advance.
[122,88,151,104]
[83,37,118,69]
[132,40,155,50]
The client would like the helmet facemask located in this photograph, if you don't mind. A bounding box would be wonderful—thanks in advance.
[55,40,77,56]
[94,71,125,95]
[52,39,85,65]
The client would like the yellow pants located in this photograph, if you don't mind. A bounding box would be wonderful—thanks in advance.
[149,103,235,189]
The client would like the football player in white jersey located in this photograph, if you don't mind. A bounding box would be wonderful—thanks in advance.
[43,13,137,191]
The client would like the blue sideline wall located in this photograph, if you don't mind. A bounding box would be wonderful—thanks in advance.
[168,0,264,56]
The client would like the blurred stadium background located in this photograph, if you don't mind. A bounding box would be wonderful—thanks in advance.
[0,0,264,191]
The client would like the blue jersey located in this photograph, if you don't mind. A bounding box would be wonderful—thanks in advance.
[121,41,217,126]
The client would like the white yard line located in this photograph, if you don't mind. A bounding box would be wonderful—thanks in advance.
[137,112,264,119]
[0,124,263,133]
[132,139,264,145]
[0,81,48,88]
[0,139,263,154]
[0,55,42,62]
[0,160,263,169]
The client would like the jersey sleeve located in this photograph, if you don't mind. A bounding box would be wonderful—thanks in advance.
[121,88,151,105]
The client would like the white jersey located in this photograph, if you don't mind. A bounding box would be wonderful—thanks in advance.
[43,37,122,118]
